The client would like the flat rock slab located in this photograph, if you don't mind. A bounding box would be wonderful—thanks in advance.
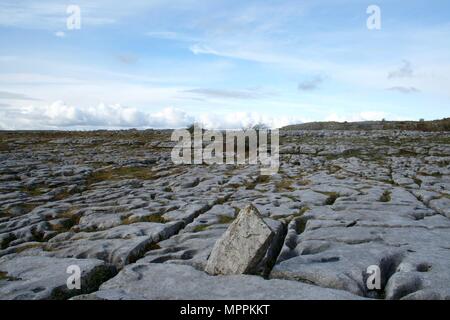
[205,205,274,275]
[0,255,116,300]
[81,263,363,300]
[429,197,450,218]
[45,222,184,268]
[271,193,450,299]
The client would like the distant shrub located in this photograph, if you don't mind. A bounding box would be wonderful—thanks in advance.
[252,123,270,131]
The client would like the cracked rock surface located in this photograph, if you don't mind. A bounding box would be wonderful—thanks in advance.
[0,129,449,299]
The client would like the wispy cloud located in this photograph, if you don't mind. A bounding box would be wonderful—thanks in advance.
[0,91,39,101]
[387,86,420,94]
[298,76,324,91]
[183,88,273,100]
[189,44,221,56]
[388,60,414,79]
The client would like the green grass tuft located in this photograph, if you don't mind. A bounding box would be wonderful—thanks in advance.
[192,224,210,233]
[217,215,235,224]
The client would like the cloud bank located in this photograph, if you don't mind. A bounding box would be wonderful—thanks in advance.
[0,101,304,130]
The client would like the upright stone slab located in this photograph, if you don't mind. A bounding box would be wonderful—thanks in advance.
[205,204,274,275]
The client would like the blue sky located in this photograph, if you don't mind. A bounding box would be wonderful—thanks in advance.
[0,0,449,129]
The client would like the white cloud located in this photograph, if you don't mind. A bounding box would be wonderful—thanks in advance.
[196,111,303,130]
[0,102,149,129]
[189,44,220,56]
[149,106,194,128]
[0,101,303,130]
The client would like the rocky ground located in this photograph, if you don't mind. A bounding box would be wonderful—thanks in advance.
[0,129,449,300]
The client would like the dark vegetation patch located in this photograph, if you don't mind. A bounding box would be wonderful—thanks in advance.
[295,217,308,234]
[20,184,47,197]
[146,243,161,251]
[245,175,271,190]
[275,179,294,192]
[413,177,422,187]
[299,207,310,215]
[7,203,41,215]
[255,175,271,184]
[417,171,442,178]
[86,166,156,186]
[0,271,20,281]
[379,190,392,202]
[0,142,10,152]
[122,213,167,225]
[397,149,417,157]
[50,265,117,300]
[321,192,339,205]
[1,233,17,250]
[217,215,235,224]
